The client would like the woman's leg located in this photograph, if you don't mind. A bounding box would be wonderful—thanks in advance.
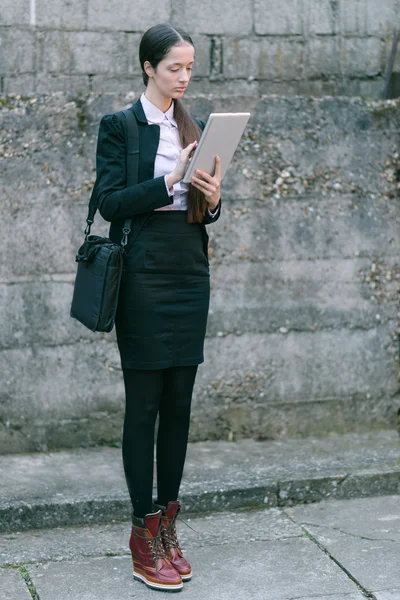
[122,368,164,519]
[156,365,198,506]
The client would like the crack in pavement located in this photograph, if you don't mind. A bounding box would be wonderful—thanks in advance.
[297,521,400,544]
[283,510,379,600]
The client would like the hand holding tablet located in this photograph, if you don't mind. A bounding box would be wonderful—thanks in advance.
[191,154,222,211]
[183,112,251,184]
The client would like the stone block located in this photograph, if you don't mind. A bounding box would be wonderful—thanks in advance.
[35,74,90,95]
[0,200,104,279]
[126,33,143,75]
[0,28,36,74]
[0,0,30,26]
[87,0,171,31]
[223,38,258,79]
[42,31,129,75]
[0,281,102,350]
[254,0,303,35]
[35,0,88,28]
[308,36,341,77]
[207,257,383,336]
[191,35,211,78]
[307,0,339,34]
[187,78,260,97]
[200,327,398,405]
[341,37,383,77]
[358,79,386,100]
[224,38,305,80]
[0,340,123,423]
[210,196,400,263]
[172,0,253,35]
[3,74,36,94]
[341,0,397,36]
[89,75,144,94]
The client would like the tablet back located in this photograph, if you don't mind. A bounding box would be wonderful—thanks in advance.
[183,112,251,184]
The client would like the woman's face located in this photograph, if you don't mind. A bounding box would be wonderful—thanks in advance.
[145,43,195,99]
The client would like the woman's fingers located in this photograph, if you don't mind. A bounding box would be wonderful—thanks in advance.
[181,141,198,163]
[192,176,217,195]
[195,155,221,183]
[194,168,210,181]
[214,155,221,179]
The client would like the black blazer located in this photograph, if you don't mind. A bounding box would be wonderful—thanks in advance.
[95,97,221,252]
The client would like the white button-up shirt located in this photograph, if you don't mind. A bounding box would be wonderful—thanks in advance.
[140,93,219,216]
[140,93,187,211]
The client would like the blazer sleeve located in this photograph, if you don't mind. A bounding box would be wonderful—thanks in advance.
[194,119,222,226]
[95,113,173,221]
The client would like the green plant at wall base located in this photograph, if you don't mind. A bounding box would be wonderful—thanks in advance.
[19,565,40,600]
[0,97,14,109]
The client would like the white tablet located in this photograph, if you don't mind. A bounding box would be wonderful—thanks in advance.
[183,112,251,184]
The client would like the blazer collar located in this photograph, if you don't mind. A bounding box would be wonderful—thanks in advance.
[131,95,176,126]
[131,97,148,124]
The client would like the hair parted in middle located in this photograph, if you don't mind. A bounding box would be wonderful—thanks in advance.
[139,23,208,224]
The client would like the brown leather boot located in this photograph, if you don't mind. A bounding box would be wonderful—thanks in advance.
[153,500,193,582]
[129,509,183,592]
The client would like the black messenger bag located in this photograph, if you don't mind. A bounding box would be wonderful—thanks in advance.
[70,109,143,332]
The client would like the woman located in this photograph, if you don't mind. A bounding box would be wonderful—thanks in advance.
[95,23,221,592]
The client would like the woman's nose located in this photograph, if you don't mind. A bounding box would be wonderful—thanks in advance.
[179,71,189,83]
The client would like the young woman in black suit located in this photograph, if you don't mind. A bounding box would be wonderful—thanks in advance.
[95,23,221,592]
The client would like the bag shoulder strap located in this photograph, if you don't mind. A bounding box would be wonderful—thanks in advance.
[85,108,139,244]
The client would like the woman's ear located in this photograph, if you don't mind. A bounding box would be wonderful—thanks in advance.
[143,61,154,78]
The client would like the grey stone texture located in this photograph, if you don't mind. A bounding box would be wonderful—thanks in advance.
[1,0,400,97]
[0,568,32,600]
[87,0,171,32]
[287,495,400,595]
[0,430,398,532]
[36,0,88,29]
[0,495,399,599]
[1,92,400,451]
[254,0,303,35]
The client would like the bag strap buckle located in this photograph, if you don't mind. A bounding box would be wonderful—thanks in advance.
[121,225,131,247]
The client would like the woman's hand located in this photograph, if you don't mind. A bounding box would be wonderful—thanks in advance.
[166,141,198,189]
[191,155,221,211]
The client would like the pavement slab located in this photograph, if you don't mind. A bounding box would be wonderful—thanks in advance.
[0,567,32,600]
[286,495,400,598]
[0,430,399,532]
[3,497,398,600]
[0,507,302,566]
[29,538,361,600]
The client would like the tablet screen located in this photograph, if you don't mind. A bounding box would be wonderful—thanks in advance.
[183,112,251,184]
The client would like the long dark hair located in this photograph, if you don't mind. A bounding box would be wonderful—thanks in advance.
[139,23,207,224]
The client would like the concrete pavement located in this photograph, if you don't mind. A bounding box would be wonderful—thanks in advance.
[0,430,399,533]
[0,495,399,600]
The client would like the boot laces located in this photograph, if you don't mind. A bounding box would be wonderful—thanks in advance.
[161,513,181,550]
[148,529,167,563]
[133,527,167,566]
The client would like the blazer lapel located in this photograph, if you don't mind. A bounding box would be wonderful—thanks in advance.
[129,99,160,183]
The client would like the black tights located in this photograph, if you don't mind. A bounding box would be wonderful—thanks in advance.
[122,365,198,519]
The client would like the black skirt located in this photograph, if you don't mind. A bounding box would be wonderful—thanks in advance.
[115,211,210,370]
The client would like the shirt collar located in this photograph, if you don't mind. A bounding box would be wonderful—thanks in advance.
[140,93,177,127]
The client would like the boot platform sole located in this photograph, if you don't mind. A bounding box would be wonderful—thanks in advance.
[181,571,192,582]
[133,571,183,592]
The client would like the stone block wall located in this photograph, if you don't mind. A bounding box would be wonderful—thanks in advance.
[1,0,400,98]
[0,92,399,453]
